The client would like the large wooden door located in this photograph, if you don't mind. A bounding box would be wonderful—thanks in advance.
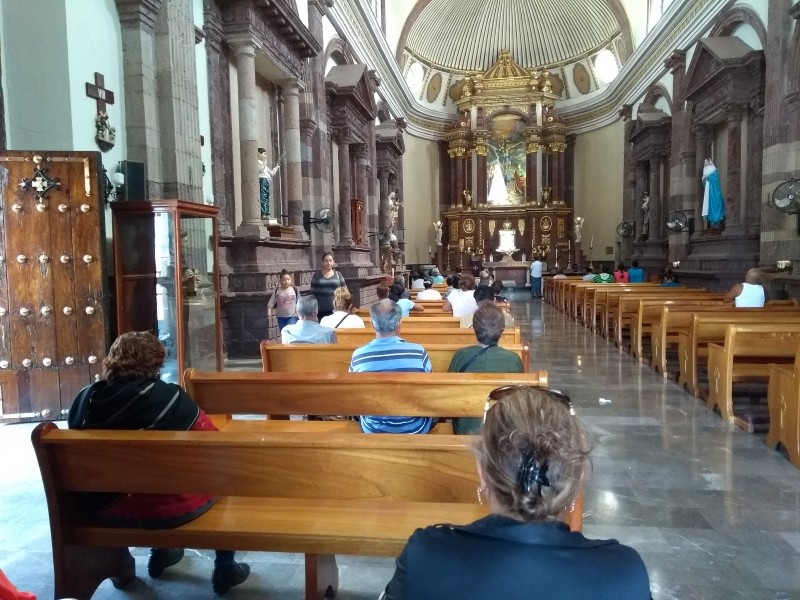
[0,151,108,423]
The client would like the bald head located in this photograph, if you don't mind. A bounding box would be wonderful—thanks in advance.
[745,268,762,284]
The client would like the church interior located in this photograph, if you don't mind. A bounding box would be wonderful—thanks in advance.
[1,0,800,599]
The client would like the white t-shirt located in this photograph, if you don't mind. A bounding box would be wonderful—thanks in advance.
[530,261,543,278]
[416,289,443,301]
[735,282,765,308]
[410,278,426,290]
[320,311,365,329]
[447,289,478,317]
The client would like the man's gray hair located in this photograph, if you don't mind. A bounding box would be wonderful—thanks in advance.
[370,299,402,333]
[297,295,318,318]
[473,301,505,346]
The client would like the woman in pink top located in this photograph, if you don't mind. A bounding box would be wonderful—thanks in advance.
[613,263,629,283]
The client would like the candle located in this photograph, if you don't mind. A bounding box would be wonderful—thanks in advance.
[428,245,432,254]
[590,236,594,248]
[568,240,571,251]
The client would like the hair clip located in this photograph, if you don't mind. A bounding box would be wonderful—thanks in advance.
[517,450,550,496]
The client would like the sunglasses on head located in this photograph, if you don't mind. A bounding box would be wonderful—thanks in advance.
[483,385,575,423]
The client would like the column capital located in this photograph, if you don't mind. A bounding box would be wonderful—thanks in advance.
[725,103,746,122]
[227,35,261,57]
[280,78,304,94]
[308,0,334,15]
[115,0,163,32]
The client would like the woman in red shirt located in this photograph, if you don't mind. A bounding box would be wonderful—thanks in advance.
[613,263,629,283]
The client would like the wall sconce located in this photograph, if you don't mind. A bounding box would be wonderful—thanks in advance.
[102,166,125,203]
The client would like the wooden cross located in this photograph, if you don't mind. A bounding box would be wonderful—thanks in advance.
[85,72,115,114]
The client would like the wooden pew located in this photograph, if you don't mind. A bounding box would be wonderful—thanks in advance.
[184,370,546,434]
[678,312,800,398]
[609,291,718,348]
[355,306,449,317]
[260,341,531,373]
[766,347,800,467]
[334,327,521,347]
[578,283,658,325]
[589,285,668,333]
[706,324,800,431]
[652,305,800,379]
[630,298,725,362]
[32,423,486,600]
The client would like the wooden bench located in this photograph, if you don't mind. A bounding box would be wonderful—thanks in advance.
[334,327,521,347]
[766,347,800,467]
[355,306,450,317]
[590,285,678,334]
[652,305,800,379]
[677,312,800,398]
[184,370,547,434]
[260,341,531,373]
[706,324,800,431]
[32,423,491,600]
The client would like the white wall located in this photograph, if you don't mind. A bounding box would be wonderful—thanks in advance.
[573,120,625,262]
[402,135,440,264]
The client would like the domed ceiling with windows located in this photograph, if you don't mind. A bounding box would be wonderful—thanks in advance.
[399,0,631,114]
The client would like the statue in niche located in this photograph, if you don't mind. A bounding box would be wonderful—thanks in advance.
[433,221,443,246]
[258,147,281,219]
[574,216,584,243]
[701,158,725,228]
[641,192,651,238]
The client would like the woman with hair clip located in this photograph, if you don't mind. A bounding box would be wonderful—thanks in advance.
[320,287,365,329]
[310,251,346,320]
[383,386,652,600]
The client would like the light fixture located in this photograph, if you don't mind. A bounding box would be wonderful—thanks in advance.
[102,166,126,203]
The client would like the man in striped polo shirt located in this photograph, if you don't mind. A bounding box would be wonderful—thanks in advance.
[349,299,433,434]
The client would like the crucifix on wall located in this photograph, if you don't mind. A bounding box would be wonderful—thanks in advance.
[86,72,116,151]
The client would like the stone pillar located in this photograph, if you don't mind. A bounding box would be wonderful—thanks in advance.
[282,78,304,236]
[565,135,576,208]
[438,141,451,212]
[725,105,743,231]
[230,36,263,236]
[694,125,710,228]
[476,151,487,206]
[357,145,369,246]
[378,168,390,229]
[116,0,163,199]
[337,141,353,246]
[526,148,537,204]
[649,157,662,239]
[551,149,561,203]
[558,148,567,205]
[449,151,457,207]
[546,150,556,201]
[746,97,764,234]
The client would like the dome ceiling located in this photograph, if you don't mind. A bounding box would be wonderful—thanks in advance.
[404,0,624,72]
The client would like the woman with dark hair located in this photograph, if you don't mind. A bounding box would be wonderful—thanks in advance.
[389,282,424,317]
[310,251,346,319]
[68,331,250,594]
[383,387,652,599]
[613,263,629,283]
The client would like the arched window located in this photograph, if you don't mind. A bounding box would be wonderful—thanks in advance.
[647,0,674,32]
[594,49,619,85]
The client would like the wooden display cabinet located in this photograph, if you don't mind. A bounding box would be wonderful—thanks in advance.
[111,200,222,384]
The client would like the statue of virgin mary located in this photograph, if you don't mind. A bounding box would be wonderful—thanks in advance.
[487,160,509,204]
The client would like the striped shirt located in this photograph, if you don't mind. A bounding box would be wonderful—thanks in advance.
[349,336,433,434]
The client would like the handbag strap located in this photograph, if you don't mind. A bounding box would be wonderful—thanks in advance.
[334,313,349,329]
[458,344,496,373]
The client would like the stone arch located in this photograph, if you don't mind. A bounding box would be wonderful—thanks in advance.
[324,37,355,67]
[709,5,767,50]
[643,84,674,115]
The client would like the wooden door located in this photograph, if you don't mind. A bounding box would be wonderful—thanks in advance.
[0,151,107,423]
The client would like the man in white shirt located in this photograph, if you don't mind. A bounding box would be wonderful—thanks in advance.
[415,280,443,301]
[724,268,766,307]
[530,257,543,298]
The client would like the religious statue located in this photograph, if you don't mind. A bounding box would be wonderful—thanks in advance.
[463,189,473,210]
[513,165,526,198]
[541,186,552,206]
[433,221,443,246]
[95,112,116,151]
[488,161,508,204]
[258,147,280,219]
[388,191,401,234]
[574,216,584,243]
[701,158,725,228]
[641,192,651,237]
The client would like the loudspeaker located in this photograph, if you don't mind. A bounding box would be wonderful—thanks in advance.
[120,160,146,201]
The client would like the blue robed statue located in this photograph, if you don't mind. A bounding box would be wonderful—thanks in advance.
[701,158,725,228]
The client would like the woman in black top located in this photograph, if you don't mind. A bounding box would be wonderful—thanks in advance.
[310,251,346,319]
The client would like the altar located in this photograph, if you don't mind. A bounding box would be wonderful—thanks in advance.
[490,261,531,286]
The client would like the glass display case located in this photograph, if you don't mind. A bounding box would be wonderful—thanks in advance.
[111,200,222,384]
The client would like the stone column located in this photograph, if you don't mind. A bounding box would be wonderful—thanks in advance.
[565,135,576,208]
[694,124,710,228]
[281,78,304,236]
[526,147,538,204]
[116,0,163,199]
[230,36,263,236]
[449,151,457,207]
[337,140,353,246]
[746,97,764,233]
[357,145,369,246]
[558,148,567,205]
[725,105,744,231]
[649,157,662,239]
[546,150,556,201]
[551,149,561,203]
[476,151,487,206]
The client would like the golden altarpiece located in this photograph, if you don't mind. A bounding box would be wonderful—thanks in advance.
[442,51,573,281]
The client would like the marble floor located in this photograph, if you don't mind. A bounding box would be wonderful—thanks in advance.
[2,295,800,600]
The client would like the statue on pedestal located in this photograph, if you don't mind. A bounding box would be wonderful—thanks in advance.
[258,147,280,219]
[641,192,650,238]
[433,221,443,246]
[574,216,584,243]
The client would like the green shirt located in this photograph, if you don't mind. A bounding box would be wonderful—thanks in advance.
[448,345,525,435]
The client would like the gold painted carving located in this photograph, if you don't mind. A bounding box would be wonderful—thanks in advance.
[518,219,525,236]
[450,221,459,238]
[542,234,551,246]
[557,218,565,239]
[540,216,552,232]
[488,220,496,236]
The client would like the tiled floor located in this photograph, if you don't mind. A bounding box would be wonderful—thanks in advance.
[2,295,799,599]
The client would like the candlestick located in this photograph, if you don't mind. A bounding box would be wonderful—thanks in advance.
[590,236,594,249]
